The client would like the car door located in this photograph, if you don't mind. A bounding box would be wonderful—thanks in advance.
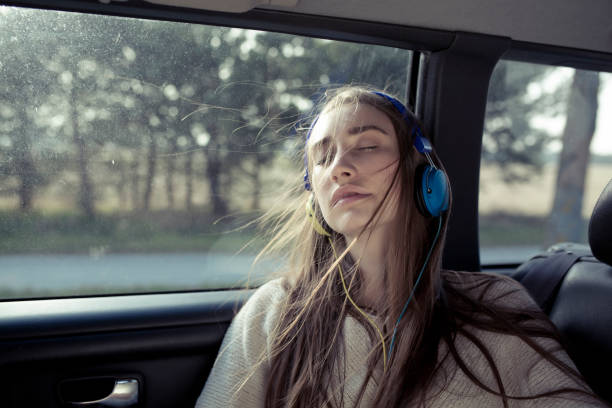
[0,289,243,407]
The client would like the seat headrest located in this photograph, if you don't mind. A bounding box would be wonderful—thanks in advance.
[589,178,612,266]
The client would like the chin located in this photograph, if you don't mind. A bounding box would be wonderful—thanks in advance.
[336,216,397,239]
[330,218,375,238]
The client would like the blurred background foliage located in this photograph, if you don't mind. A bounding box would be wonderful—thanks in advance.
[0,8,411,253]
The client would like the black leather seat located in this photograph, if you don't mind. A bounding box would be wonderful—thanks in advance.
[515,179,612,402]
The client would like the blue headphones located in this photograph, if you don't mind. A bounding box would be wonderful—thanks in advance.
[304,91,449,218]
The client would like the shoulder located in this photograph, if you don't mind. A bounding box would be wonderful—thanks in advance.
[442,269,539,310]
[194,278,289,407]
[248,277,289,304]
[440,269,550,357]
[241,277,289,317]
[231,277,289,341]
[208,277,289,365]
[441,271,601,404]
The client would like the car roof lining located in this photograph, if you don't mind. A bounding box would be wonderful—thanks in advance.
[143,0,612,55]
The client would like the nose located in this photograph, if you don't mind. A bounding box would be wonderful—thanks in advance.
[330,151,356,184]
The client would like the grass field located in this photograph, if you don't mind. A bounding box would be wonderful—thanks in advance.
[479,162,612,218]
[0,209,264,254]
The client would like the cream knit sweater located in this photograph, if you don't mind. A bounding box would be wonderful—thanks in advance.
[196,273,602,407]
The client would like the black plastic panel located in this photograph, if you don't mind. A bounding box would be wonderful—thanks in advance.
[506,41,612,73]
[421,32,511,272]
[0,290,250,340]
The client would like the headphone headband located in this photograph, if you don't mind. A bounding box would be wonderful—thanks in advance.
[371,92,432,154]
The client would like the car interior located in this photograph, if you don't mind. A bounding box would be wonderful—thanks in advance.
[0,0,611,407]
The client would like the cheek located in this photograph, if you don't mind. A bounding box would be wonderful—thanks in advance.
[310,168,324,192]
[311,169,332,206]
[363,150,399,179]
[378,163,402,210]
[379,160,399,189]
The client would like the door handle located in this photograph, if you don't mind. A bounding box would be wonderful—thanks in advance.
[66,378,139,407]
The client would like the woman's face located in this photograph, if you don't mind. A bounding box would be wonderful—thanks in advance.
[308,103,401,239]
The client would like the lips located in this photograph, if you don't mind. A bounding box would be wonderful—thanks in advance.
[331,186,371,207]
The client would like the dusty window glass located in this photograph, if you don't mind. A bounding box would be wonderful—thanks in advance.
[480,60,611,264]
[0,6,412,299]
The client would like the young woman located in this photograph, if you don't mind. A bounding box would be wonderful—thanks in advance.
[196,86,604,407]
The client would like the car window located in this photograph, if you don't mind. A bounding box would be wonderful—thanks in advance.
[480,60,612,265]
[0,6,413,299]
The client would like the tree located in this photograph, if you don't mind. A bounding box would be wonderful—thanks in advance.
[483,61,567,182]
[547,70,600,243]
[36,12,133,218]
[2,10,414,220]
[0,8,58,211]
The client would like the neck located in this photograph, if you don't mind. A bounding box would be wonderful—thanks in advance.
[344,226,389,309]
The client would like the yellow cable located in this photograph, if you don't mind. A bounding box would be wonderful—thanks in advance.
[328,237,388,373]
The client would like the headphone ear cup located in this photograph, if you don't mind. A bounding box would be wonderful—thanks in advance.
[414,165,450,217]
[306,195,332,237]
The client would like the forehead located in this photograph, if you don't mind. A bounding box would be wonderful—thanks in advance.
[307,103,395,148]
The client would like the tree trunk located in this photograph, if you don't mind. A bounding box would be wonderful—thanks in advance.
[142,133,157,211]
[165,138,177,209]
[203,123,228,217]
[184,148,194,212]
[14,113,37,211]
[130,159,140,211]
[116,161,128,210]
[547,71,600,244]
[70,85,95,220]
[17,154,36,211]
[207,157,227,216]
[205,144,228,217]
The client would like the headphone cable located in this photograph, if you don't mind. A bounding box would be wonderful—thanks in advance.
[387,216,443,363]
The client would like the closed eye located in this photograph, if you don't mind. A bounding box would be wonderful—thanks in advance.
[314,145,375,165]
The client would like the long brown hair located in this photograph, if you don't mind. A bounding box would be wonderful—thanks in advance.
[252,86,600,407]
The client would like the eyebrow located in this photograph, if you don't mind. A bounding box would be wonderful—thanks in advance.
[310,124,389,154]
[347,124,389,135]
